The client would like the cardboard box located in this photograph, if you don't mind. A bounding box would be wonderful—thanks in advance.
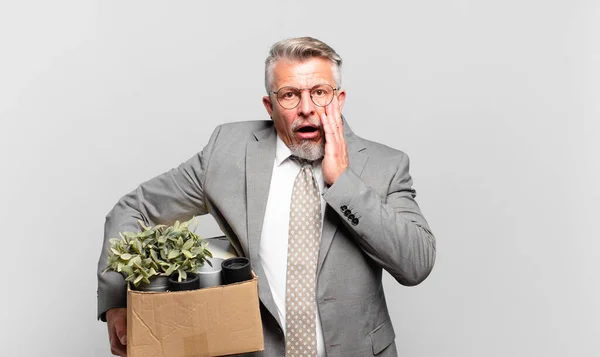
[127,274,264,357]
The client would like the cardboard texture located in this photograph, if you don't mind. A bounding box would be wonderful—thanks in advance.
[127,274,264,357]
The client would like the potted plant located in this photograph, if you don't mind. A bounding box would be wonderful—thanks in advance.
[102,217,213,292]
[161,219,213,291]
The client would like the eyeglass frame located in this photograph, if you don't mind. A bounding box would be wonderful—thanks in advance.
[268,83,339,110]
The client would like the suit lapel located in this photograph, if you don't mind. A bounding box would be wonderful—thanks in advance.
[246,126,276,261]
[245,125,282,328]
[317,119,368,275]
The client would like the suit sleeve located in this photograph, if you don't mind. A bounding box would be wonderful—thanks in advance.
[96,126,222,320]
[322,152,436,286]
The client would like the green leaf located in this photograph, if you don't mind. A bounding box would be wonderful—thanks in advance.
[131,257,143,270]
[182,249,194,259]
[110,248,120,256]
[165,264,178,276]
[137,220,148,231]
[182,239,194,251]
[177,269,187,282]
[129,240,138,254]
[133,275,144,286]
[150,261,159,270]
[120,253,132,261]
[168,250,181,260]
[108,255,118,265]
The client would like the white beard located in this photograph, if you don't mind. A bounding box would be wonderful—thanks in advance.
[290,140,324,161]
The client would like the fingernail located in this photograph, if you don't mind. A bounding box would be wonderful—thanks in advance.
[120,335,127,345]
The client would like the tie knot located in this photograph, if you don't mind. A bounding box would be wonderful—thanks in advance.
[291,156,313,169]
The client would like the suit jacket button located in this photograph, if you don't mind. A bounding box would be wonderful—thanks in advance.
[348,214,355,220]
[340,205,347,211]
[352,218,359,225]
[344,209,351,217]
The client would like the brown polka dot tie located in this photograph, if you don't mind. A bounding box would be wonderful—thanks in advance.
[285,158,321,357]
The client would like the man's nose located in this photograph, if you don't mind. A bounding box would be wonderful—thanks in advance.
[297,91,315,117]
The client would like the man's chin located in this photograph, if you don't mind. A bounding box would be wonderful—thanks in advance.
[290,140,324,161]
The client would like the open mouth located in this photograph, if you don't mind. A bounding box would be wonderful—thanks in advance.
[297,126,318,133]
[294,124,321,140]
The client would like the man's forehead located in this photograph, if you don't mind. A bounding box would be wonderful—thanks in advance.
[273,58,334,86]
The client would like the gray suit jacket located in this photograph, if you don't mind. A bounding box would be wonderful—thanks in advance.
[97,119,436,356]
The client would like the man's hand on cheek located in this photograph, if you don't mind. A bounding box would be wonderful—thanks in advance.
[320,95,348,186]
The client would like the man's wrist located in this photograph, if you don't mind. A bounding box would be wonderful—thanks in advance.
[103,307,126,322]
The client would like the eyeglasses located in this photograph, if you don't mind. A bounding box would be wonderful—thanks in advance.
[269,84,338,109]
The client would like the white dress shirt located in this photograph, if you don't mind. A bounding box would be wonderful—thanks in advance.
[259,135,326,357]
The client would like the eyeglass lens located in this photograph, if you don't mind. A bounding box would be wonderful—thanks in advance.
[276,84,335,109]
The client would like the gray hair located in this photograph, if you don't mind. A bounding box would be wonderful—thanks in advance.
[264,37,343,93]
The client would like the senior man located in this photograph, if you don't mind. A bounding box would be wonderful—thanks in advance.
[98,36,436,357]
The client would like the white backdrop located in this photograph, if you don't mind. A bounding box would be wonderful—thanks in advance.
[1,1,598,356]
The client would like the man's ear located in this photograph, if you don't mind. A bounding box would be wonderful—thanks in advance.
[263,95,274,118]
[336,89,347,111]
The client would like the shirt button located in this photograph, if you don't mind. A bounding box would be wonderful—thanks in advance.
[352,218,359,225]
[344,210,351,217]
[348,214,355,220]
[340,205,347,211]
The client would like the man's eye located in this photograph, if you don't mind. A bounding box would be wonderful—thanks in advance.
[312,87,330,97]
[282,92,298,99]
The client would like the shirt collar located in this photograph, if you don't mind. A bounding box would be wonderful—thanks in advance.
[275,134,293,167]
[275,134,323,168]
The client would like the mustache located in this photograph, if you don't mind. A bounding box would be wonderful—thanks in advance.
[290,118,323,133]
